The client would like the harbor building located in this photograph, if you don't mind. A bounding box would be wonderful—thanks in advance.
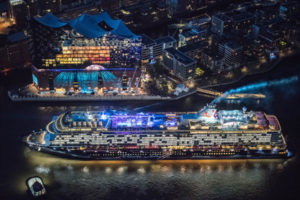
[29,12,142,93]
[211,12,255,36]
[178,28,207,48]
[141,34,176,66]
[200,48,224,73]
[0,31,31,70]
[211,14,231,36]
[163,47,196,80]
[219,41,243,70]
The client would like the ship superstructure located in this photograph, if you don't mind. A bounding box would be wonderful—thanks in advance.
[26,105,288,160]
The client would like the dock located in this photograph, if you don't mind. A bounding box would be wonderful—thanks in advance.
[196,88,266,99]
[196,88,223,96]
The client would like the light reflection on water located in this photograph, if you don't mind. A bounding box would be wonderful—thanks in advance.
[2,53,300,200]
[12,146,292,200]
[7,94,296,200]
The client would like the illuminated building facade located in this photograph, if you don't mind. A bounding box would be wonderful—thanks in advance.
[219,41,243,70]
[141,34,176,66]
[29,12,142,92]
[163,47,196,81]
[211,14,231,36]
[200,48,224,72]
[178,28,207,48]
[31,66,139,93]
[0,31,31,70]
[8,0,28,29]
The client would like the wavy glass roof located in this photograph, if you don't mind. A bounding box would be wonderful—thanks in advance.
[34,12,138,39]
[34,13,68,28]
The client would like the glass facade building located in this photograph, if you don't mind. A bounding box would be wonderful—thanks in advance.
[29,12,142,92]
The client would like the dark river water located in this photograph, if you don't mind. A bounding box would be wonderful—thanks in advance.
[1,54,300,200]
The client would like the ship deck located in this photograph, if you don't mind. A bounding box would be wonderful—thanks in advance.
[51,110,281,134]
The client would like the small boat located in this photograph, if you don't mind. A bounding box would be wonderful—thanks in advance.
[26,176,46,198]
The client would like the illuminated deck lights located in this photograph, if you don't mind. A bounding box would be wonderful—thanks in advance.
[51,107,283,134]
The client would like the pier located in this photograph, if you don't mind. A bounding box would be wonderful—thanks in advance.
[196,88,266,99]
[196,88,223,96]
[8,91,172,102]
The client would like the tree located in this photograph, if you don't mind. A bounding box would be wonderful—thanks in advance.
[171,81,177,90]
[161,80,168,94]
[195,67,204,76]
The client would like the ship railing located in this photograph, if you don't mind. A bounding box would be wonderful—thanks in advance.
[102,130,190,134]
[54,113,91,133]
[59,113,109,132]
[58,113,71,131]
[160,149,172,159]
[280,133,288,149]
[54,114,66,132]
[266,115,282,132]
[46,121,55,134]
[190,129,272,134]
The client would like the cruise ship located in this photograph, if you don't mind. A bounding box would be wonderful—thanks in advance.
[25,105,288,160]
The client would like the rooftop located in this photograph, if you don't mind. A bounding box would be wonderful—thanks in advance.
[34,12,138,39]
[7,31,27,43]
[202,48,223,59]
[155,36,176,44]
[0,2,8,13]
[213,14,231,22]
[34,13,67,28]
[178,41,208,53]
[228,12,254,23]
[258,30,280,43]
[141,34,155,46]
[181,29,199,38]
[165,47,195,65]
[225,41,242,50]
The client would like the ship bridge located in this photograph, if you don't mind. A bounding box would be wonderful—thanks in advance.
[181,106,274,131]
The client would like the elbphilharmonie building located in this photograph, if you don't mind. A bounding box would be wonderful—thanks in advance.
[29,12,141,93]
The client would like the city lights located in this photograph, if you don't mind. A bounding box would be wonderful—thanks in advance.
[1,0,300,199]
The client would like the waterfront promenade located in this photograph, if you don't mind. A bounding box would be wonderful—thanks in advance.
[7,51,298,102]
[8,91,172,102]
